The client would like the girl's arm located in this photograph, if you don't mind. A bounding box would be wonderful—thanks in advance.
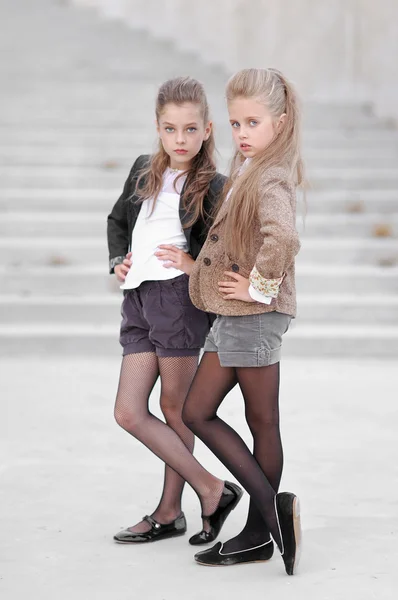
[107,155,148,274]
[107,167,133,273]
[155,246,195,275]
[249,178,300,299]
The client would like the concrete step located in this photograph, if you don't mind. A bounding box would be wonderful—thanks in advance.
[0,56,219,88]
[298,214,398,238]
[0,146,151,167]
[0,94,385,119]
[0,86,376,115]
[296,265,398,292]
[1,128,398,147]
[1,188,397,215]
[1,293,397,325]
[0,322,397,356]
[2,165,398,189]
[1,99,387,127]
[284,324,398,357]
[0,188,118,212]
[0,213,110,238]
[0,122,388,139]
[1,264,120,294]
[0,295,121,324]
[0,71,221,94]
[309,168,398,190]
[2,211,397,239]
[2,264,397,295]
[298,294,398,323]
[0,166,132,189]
[2,146,398,169]
[297,239,398,265]
[300,151,398,168]
[302,190,398,215]
[1,110,224,129]
[1,237,397,267]
[1,104,390,129]
[0,49,217,74]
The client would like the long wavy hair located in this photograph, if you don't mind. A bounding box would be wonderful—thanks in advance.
[134,77,216,228]
[222,68,304,260]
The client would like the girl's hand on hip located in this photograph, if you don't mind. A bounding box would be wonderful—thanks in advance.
[219,272,255,302]
[155,245,195,276]
[114,252,132,282]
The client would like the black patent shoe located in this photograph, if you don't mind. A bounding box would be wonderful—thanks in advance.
[113,513,187,544]
[189,481,243,546]
[194,539,274,566]
[275,492,302,575]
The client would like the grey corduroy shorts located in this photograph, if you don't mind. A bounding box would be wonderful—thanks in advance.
[203,311,291,367]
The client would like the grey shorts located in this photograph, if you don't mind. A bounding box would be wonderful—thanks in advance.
[204,311,291,367]
[120,275,210,357]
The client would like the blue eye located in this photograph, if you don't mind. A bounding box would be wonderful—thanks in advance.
[187,127,197,133]
[165,127,174,133]
[249,120,258,126]
[231,122,240,128]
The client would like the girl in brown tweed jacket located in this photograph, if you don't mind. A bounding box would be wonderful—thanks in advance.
[183,69,303,575]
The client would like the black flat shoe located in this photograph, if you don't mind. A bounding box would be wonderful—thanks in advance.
[275,492,302,575]
[189,481,243,546]
[113,513,187,543]
[194,539,274,566]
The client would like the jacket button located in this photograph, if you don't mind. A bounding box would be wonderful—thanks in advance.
[231,263,239,273]
[203,258,211,266]
[210,234,219,242]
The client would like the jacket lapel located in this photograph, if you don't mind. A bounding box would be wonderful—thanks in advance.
[211,198,229,228]
[179,178,193,243]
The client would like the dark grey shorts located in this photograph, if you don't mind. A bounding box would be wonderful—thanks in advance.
[204,311,291,367]
[120,275,210,357]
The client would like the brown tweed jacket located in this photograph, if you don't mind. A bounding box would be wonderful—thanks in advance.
[189,166,300,317]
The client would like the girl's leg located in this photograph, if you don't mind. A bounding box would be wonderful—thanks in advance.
[114,352,225,529]
[151,355,198,525]
[221,363,282,552]
[114,351,160,533]
[183,355,283,550]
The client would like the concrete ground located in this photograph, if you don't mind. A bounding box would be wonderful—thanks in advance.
[1,357,397,599]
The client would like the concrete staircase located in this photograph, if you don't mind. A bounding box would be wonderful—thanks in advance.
[1,0,398,356]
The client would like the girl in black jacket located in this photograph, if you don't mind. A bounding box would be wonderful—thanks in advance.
[107,77,242,545]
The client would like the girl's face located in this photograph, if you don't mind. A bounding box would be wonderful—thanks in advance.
[157,102,212,170]
[228,96,286,158]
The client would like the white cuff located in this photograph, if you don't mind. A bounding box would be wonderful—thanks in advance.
[248,285,273,305]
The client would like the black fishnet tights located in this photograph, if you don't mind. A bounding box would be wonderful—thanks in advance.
[114,352,224,533]
[183,352,284,552]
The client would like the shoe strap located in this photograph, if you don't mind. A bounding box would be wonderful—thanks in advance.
[143,515,162,530]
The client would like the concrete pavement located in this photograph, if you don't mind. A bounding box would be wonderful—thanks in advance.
[1,357,397,599]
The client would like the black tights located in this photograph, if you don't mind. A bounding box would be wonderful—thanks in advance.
[183,352,283,552]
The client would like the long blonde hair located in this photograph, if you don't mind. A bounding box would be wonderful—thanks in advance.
[223,68,304,260]
[135,77,216,228]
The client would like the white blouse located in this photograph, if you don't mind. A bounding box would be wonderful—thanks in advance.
[121,168,188,290]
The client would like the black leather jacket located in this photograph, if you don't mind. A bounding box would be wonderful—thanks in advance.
[107,154,226,273]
